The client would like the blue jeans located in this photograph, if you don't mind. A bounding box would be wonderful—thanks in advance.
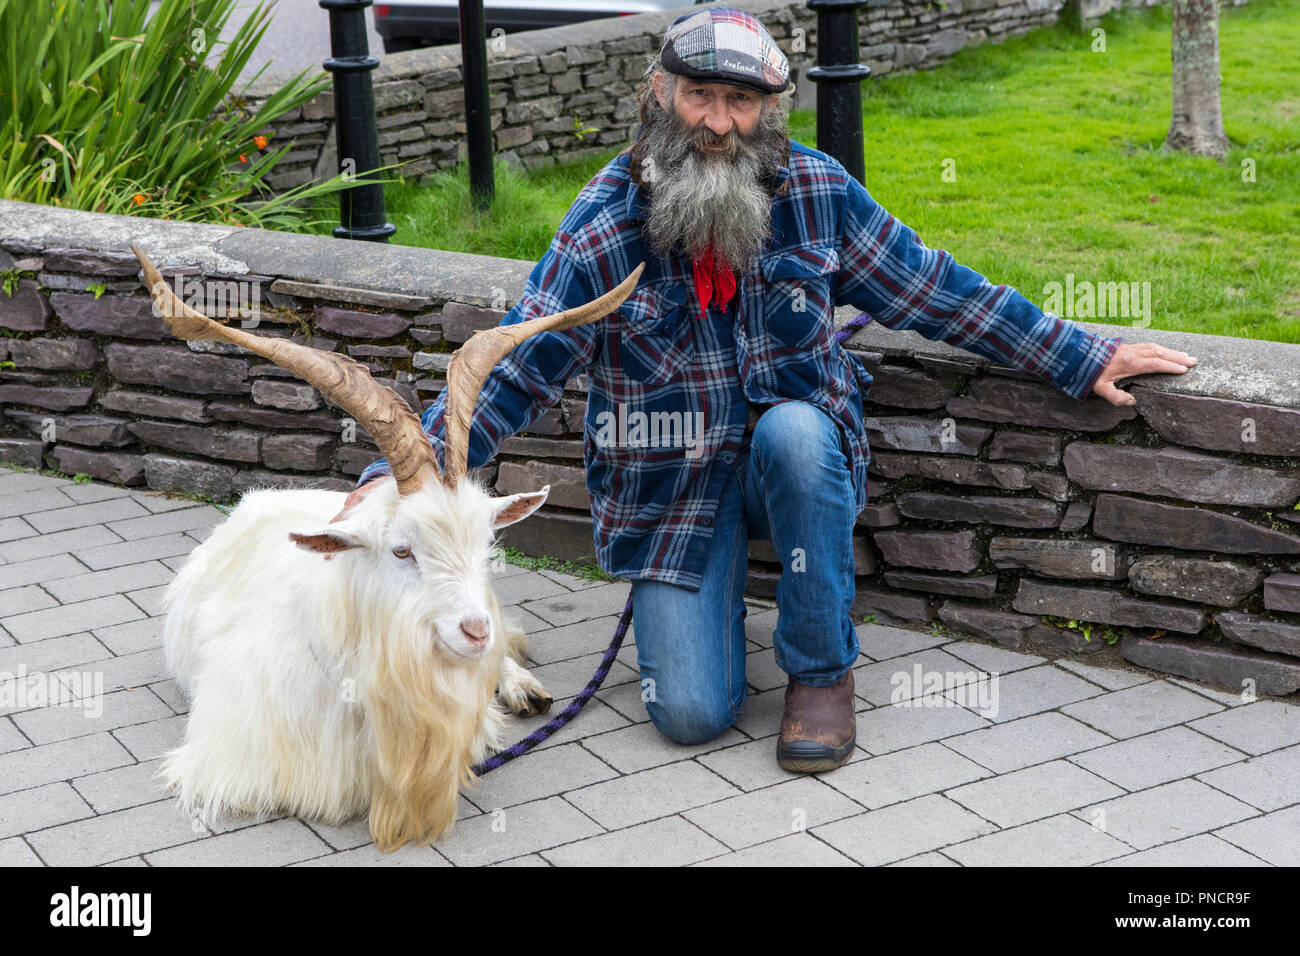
[630,400,861,745]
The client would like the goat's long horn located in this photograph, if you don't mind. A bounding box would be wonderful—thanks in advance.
[130,243,441,495]
[442,262,645,488]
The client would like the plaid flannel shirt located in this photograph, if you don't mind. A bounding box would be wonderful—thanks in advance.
[358,139,1124,591]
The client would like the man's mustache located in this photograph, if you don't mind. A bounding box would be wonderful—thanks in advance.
[665,109,759,162]
[693,124,740,159]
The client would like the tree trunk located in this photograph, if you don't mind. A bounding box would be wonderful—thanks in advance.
[1165,0,1229,159]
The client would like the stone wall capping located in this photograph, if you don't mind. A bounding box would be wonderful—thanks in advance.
[1,202,536,308]
[840,310,1300,412]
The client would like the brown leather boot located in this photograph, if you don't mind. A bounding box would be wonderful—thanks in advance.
[777,669,857,773]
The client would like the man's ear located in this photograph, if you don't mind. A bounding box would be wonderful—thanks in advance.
[652,71,671,111]
[491,486,550,530]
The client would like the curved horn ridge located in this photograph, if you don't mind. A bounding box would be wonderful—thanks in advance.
[130,242,441,495]
[442,262,645,486]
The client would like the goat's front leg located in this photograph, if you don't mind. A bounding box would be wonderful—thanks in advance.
[497,656,553,716]
[495,614,553,719]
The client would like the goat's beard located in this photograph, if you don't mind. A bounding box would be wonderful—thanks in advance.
[640,91,789,271]
[361,590,507,851]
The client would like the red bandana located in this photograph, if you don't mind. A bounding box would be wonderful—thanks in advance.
[692,245,737,320]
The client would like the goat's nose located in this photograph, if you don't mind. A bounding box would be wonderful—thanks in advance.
[459,616,490,644]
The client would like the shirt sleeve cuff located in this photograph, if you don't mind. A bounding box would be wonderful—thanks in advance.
[1056,323,1124,400]
[355,461,392,488]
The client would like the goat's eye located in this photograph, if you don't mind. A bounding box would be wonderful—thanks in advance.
[392,546,414,561]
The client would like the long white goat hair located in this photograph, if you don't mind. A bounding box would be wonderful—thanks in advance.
[159,478,538,851]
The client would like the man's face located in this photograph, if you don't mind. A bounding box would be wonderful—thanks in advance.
[640,70,789,269]
[652,74,767,147]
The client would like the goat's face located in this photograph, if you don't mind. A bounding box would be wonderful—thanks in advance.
[289,478,549,661]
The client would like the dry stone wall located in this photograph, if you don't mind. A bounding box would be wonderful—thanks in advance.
[2,200,1297,700]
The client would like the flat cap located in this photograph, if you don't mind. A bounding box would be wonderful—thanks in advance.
[659,7,791,95]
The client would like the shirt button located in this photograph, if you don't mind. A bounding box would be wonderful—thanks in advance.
[700,516,713,527]
[720,451,735,464]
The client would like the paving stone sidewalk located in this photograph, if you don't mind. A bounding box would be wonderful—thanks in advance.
[1,467,1297,867]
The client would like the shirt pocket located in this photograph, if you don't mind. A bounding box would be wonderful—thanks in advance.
[614,280,696,385]
[759,242,840,349]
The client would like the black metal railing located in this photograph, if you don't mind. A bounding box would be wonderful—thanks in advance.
[460,0,495,209]
[321,0,396,241]
[806,0,870,185]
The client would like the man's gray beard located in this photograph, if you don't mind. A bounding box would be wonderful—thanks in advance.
[641,94,789,271]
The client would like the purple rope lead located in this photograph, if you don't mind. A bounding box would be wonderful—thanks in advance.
[473,315,869,777]
[837,312,872,345]
[472,592,634,776]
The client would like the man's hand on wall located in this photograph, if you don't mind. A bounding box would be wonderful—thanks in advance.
[1090,343,1197,407]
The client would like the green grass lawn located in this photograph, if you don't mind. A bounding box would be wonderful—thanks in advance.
[322,0,1300,342]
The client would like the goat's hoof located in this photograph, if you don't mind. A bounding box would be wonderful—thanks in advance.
[498,669,553,716]
[506,685,552,717]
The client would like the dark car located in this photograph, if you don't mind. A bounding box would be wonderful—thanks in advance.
[373,0,708,53]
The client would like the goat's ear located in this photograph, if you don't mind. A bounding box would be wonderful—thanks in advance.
[490,486,550,530]
[289,529,365,554]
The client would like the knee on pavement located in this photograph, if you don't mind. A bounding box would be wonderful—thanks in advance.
[645,689,746,746]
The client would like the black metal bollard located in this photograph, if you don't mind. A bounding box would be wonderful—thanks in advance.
[806,0,870,185]
[321,0,396,241]
[460,0,494,209]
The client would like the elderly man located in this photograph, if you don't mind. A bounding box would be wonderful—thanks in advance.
[352,8,1196,772]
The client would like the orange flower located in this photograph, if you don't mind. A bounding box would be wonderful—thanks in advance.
[240,154,248,163]
[132,193,148,206]
[254,135,268,150]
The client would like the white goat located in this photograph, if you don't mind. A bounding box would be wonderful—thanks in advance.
[131,244,641,852]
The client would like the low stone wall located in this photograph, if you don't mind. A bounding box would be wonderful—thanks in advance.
[2,199,1298,698]
[246,0,1185,190]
